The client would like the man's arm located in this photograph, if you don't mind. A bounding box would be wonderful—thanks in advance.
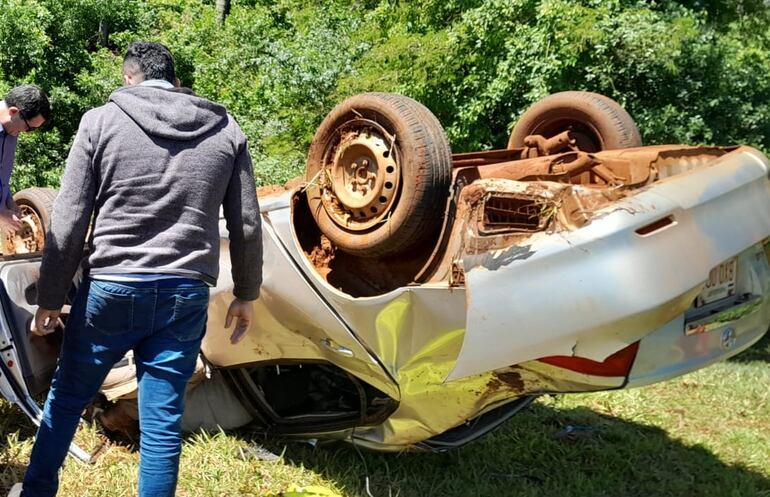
[222,133,262,343]
[36,114,97,314]
[0,181,20,233]
[223,136,262,300]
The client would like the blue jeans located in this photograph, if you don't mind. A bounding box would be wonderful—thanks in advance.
[22,277,209,497]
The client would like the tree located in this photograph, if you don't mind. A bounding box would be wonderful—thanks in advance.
[1,0,769,189]
[216,0,231,25]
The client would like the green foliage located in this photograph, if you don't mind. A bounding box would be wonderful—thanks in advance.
[1,0,770,188]
[0,0,143,190]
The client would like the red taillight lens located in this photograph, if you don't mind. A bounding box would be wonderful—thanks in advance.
[537,341,640,377]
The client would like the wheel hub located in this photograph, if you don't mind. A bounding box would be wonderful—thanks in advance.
[3,205,44,255]
[321,123,400,231]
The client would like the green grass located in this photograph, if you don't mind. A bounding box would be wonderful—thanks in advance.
[1,336,769,497]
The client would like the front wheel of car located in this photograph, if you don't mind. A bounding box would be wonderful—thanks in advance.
[4,187,58,254]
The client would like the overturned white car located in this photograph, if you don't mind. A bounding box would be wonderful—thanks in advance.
[1,91,769,454]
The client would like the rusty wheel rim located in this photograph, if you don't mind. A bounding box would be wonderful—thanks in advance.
[6,205,45,254]
[319,119,401,231]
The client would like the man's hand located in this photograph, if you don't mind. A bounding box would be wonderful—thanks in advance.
[33,308,62,336]
[0,208,22,234]
[224,298,253,344]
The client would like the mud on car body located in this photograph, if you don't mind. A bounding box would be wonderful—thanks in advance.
[0,91,768,456]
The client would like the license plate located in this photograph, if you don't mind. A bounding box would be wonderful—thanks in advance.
[696,258,737,307]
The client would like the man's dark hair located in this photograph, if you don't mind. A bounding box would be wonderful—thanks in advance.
[123,41,176,84]
[4,84,51,121]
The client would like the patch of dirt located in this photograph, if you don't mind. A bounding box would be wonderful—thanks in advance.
[293,191,434,297]
[485,371,525,394]
[283,175,305,191]
[256,176,306,198]
[257,184,289,197]
[307,235,335,278]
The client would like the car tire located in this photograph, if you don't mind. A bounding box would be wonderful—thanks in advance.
[507,91,642,152]
[306,92,452,257]
[14,187,57,231]
[8,187,58,253]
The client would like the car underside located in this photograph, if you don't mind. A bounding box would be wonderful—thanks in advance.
[0,91,768,456]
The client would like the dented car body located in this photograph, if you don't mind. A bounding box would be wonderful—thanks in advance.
[231,143,769,450]
[1,97,769,453]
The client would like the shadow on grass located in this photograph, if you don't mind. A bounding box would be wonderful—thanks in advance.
[729,331,770,364]
[258,402,770,497]
[0,464,26,496]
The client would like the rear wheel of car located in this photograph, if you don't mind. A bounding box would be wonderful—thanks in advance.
[508,91,642,152]
[7,187,58,254]
[305,92,452,257]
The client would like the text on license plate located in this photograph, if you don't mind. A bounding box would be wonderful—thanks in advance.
[696,258,737,307]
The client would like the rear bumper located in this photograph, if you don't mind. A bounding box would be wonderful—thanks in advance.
[627,241,770,387]
[452,146,770,380]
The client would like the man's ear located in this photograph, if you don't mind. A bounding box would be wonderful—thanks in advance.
[123,73,134,86]
[7,106,19,117]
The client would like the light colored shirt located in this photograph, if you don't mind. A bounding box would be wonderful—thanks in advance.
[91,273,186,282]
[139,79,175,90]
[0,126,18,209]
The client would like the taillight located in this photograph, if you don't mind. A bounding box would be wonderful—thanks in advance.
[537,341,640,377]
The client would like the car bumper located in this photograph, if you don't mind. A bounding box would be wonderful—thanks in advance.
[627,241,770,387]
[451,146,770,380]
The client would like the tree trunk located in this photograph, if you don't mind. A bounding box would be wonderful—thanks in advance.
[98,20,110,47]
[216,0,231,26]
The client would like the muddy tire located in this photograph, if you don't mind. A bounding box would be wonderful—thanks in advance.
[508,91,642,152]
[14,187,57,229]
[8,187,58,253]
[306,93,452,257]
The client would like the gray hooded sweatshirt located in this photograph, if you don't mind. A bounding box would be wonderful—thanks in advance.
[37,86,262,309]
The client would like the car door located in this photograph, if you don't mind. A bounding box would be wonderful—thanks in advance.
[0,257,61,395]
[0,255,90,461]
[201,194,400,402]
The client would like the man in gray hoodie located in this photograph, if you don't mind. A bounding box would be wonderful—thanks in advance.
[13,42,262,497]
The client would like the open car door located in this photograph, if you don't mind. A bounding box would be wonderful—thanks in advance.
[0,255,91,462]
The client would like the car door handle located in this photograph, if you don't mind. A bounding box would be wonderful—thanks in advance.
[635,215,677,236]
[320,338,354,357]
